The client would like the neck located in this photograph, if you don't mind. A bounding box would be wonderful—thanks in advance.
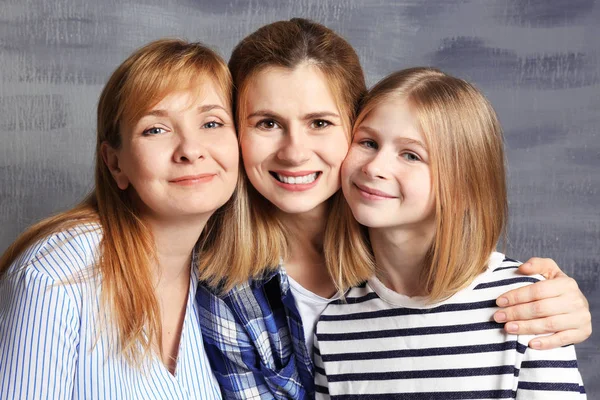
[143,213,210,288]
[369,224,435,297]
[277,201,335,297]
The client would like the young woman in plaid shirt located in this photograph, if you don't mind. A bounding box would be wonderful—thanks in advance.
[196,19,592,400]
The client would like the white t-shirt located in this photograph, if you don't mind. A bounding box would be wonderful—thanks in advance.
[287,276,341,355]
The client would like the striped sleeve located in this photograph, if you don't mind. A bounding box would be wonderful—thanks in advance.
[313,331,330,400]
[516,341,586,399]
[0,266,80,400]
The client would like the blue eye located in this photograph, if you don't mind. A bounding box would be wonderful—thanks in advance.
[359,139,378,149]
[402,152,421,162]
[142,127,167,136]
[202,120,223,129]
[257,119,280,130]
[311,119,331,129]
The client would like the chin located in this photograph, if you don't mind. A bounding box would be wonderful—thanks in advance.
[349,209,389,229]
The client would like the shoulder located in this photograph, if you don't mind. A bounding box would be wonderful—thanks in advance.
[5,222,102,282]
[468,252,545,294]
[318,281,375,320]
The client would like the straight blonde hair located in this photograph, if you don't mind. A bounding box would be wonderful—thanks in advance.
[199,18,375,292]
[0,39,241,364]
[338,67,508,301]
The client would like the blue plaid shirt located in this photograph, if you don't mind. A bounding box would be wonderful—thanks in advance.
[196,265,315,399]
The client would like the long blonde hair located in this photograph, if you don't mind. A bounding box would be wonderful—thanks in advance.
[341,67,508,301]
[199,18,375,292]
[0,39,237,364]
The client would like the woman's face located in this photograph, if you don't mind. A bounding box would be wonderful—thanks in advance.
[341,97,435,232]
[240,63,349,215]
[103,79,239,222]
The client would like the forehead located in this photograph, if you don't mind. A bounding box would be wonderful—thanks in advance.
[244,63,339,114]
[148,78,228,113]
[359,96,423,142]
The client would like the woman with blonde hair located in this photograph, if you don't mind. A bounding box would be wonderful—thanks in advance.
[314,67,586,398]
[0,39,243,399]
[197,19,591,399]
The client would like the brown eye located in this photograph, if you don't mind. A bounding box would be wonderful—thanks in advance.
[311,119,330,129]
[257,119,280,130]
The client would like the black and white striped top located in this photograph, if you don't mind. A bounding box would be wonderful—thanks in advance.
[314,252,586,399]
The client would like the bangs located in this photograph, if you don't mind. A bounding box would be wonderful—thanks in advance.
[116,41,232,130]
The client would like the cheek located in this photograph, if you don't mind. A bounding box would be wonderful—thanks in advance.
[240,132,262,168]
[320,130,350,168]
[123,143,161,181]
[341,148,363,181]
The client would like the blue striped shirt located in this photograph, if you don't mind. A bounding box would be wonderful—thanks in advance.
[0,223,222,400]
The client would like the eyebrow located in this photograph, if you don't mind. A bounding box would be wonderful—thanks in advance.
[143,104,228,118]
[246,110,341,120]
[357,125,428,149]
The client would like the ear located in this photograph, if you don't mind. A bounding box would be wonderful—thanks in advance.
[101,141,129,190]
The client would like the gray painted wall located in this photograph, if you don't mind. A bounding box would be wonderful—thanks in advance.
[1,0,598,395]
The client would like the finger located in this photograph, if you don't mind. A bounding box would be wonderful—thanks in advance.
[493,296,573,323]
[496,277,578,307]
[519,257,566,279]
[527,330,587,350]
[502,313,584,336]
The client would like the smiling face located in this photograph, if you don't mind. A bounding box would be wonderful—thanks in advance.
[342,96,435,234]
[102,80,239,222]
[240,63,349,215]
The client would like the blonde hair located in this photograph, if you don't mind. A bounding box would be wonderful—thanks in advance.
[199,18,375,291]
[343,67,507,301]
[0,39,237,364]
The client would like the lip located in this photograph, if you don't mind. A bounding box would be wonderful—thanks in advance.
[271,170,320,177]
[270,170,321,192]
[354,182,397,200]
[170,173,216,185]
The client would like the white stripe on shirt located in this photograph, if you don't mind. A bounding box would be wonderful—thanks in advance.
[314,252,586,399]
[0,223,222,400]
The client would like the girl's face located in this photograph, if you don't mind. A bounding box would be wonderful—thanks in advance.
[341,97,435,233]
[240,63,349,215]
[103,79,239,222]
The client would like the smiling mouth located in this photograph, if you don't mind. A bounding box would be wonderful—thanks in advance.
[269,171,321,185]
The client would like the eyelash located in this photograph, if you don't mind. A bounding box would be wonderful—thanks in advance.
[401,152,421,162]
[202,120,224,129]
[359,139,378,149]
[142,120,223,136]
[256,119,280,130]
[142,126,167,136]
[311,119,331,129]
[359,139,422,162]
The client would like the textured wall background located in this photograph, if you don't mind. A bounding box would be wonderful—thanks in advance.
[1,0,598,395]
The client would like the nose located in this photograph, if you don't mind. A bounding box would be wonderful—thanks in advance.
[276,125,311,165]
[173,130,206,163]
[362,150,390,179]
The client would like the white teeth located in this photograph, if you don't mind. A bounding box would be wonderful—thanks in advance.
[276,173,318,184]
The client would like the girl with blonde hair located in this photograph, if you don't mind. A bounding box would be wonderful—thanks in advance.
[314,67,586,398]
[197,19,591,399]
[0,39,244,399]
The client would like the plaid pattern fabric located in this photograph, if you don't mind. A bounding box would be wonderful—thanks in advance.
[197,266,315,399]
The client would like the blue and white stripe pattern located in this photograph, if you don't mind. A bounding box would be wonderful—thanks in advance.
[0,223,222,400]
[314,252,586,399]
